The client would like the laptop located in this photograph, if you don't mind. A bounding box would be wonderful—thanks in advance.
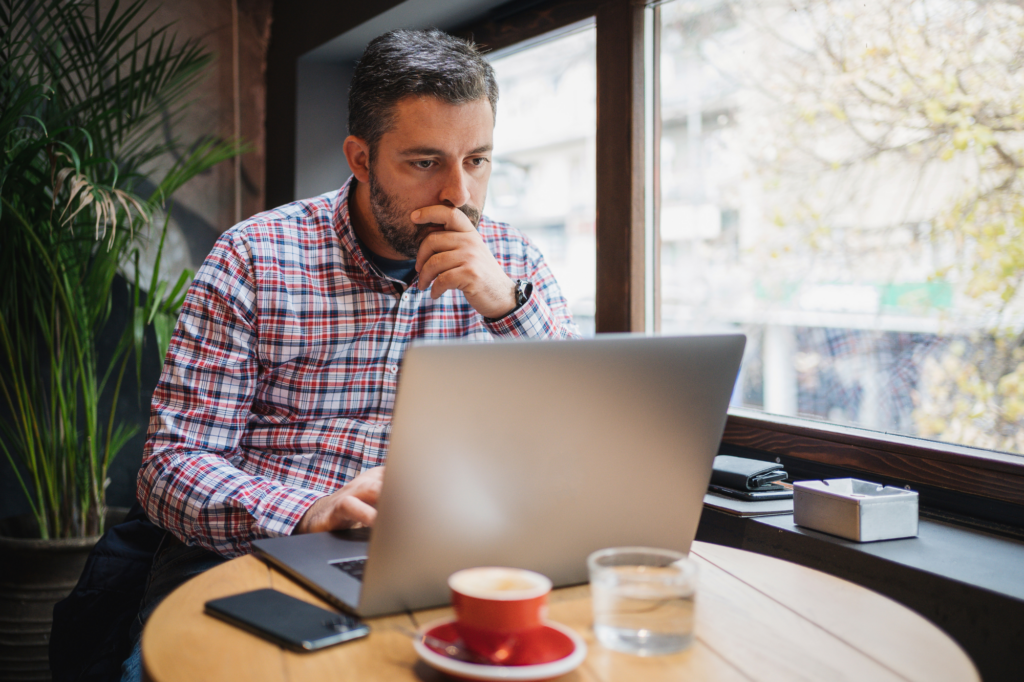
[253,333,745,617]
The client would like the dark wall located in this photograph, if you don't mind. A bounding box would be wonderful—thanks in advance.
[96,282,167,513]
[294,60,355,199]
[265,0,407,209]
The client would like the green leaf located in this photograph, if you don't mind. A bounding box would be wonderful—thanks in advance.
[153,310,177,363]
[146,281,168,325]
[0,0,244,538]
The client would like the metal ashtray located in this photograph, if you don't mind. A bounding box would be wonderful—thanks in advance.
[793,478,918,542]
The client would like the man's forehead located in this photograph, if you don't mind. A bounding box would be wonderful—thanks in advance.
[382,95,494,155]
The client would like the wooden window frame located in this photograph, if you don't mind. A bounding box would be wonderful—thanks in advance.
[457,0,1024,527]
[456,0,646,334]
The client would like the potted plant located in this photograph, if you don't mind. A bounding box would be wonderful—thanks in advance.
[0,0,244,677]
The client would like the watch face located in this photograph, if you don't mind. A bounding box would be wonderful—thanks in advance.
[516,280,531,306]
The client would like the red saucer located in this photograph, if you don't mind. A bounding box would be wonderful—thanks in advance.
[424,620,575,666]
[413,618,587,682]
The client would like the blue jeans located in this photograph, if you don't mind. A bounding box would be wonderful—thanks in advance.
[119,534,227,682]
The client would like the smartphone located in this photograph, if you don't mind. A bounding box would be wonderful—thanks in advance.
[708,482,793,501]
[205,588,369,651]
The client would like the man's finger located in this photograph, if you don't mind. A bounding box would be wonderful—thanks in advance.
[354,465,385,482]
[418,250,467,287]
[428,269,459,300]
[345,465,384,489]
[411,205,475,233]
[350,479,383,505]
[415,231,465,273]
[337,495,378,527]
[429,267,483,301]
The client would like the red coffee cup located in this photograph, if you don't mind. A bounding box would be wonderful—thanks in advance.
[448,567,552,665]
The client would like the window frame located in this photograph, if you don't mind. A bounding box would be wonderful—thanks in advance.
[455,0,1024,525]
[456,0,646,334]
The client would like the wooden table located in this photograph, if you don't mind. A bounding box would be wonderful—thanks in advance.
[142,541,979,682]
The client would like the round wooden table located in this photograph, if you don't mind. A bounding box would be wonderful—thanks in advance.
[142,541,979,682]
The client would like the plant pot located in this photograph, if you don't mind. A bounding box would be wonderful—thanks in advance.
[0,508,129,682]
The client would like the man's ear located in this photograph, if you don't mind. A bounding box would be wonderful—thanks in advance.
[344,136,371,183]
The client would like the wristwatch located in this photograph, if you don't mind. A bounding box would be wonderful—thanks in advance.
[484,279,532,323]
[513,279,532,309]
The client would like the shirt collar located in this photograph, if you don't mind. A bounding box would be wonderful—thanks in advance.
[332,175,420,288]
[332,176,382,280]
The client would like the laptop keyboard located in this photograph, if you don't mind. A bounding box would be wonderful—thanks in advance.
[331,557,367,581]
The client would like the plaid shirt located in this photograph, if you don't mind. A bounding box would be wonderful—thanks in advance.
[138,177,579,557]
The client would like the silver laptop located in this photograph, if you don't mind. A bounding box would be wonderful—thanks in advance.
[253,333,745,617]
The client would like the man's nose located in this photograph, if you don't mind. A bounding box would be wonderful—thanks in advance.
[438,166,471,209]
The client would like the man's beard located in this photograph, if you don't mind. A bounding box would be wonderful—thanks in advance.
[368,169,483,259]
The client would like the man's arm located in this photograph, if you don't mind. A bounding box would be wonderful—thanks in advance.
[482,235,580,340]
[137,232,377,557]
[413,205,580,339]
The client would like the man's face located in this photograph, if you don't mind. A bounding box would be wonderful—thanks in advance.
[366,95,493,259]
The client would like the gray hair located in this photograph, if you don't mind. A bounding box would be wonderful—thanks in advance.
[348,29,499,157]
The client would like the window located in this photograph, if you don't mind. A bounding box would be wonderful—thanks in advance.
[452,0,1024,508]
[487,25,598,336]
[657,0,1024,458]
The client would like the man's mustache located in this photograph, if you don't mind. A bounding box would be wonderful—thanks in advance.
[418,205,480,229]
[459,204,481,226]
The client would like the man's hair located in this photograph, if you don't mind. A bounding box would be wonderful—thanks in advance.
[348,29,498,156]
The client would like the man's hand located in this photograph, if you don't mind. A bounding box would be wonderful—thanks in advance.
[295,466,384,534]
[413,205,517,319]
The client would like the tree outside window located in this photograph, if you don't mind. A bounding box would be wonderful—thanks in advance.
[659,0,1024,455]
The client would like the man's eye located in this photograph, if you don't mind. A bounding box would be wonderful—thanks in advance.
[414,160,435,169]
[469,157,490,167]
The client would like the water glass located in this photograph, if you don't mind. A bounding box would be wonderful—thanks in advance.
[587,546,697,656]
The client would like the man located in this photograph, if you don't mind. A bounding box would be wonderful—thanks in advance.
[116,28,577,682]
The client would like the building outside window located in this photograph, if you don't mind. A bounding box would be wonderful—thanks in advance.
[487,25,598,337]
[657,0,1024,457]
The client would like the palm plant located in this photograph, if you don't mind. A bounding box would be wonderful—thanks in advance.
[0,0,244,538]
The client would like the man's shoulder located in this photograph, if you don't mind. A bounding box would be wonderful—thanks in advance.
[226,191,340,243]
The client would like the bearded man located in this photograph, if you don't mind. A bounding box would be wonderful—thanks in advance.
[116,28,578,682]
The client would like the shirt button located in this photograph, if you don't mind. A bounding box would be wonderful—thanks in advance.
[389,365,398,374]
[402,293,409,301]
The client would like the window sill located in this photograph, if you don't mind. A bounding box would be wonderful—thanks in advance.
[722,409,1024,529]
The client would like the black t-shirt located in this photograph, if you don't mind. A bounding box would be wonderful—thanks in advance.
[359,241,417,285]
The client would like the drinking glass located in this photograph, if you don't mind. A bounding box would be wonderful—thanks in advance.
[587,547,697,656]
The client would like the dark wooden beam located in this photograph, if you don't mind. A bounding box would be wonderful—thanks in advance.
[454,0,601,53]
[595,0,646,333]
[264,53,298,211]
[651,3,662,333]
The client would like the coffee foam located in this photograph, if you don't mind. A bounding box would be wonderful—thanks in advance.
[449,567,552,601]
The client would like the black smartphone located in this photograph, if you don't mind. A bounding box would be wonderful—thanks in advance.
[708,482,793,501]
[204,588,369,651]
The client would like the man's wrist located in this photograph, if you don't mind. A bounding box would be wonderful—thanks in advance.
[294,494,329,534]
[484,279,531,323]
